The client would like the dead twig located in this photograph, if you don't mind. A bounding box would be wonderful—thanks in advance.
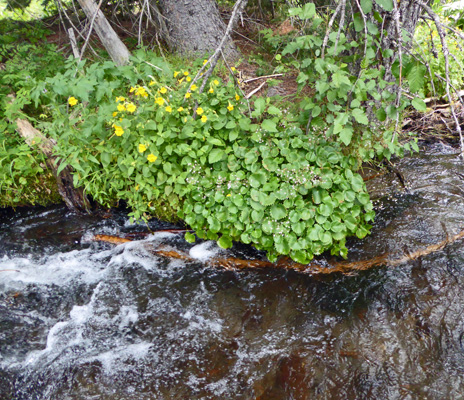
[245,81,266,99]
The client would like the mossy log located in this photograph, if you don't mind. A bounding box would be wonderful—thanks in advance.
[15,119,91,213]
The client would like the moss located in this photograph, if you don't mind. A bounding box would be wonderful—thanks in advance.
[0,170,62,208]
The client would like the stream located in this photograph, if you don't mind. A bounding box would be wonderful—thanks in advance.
[2,143,464,399]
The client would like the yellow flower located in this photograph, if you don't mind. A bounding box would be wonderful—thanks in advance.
[203,59,208,65]
[185,92,191,99]
[235,94,240,101]
[116,96,125,102]
[174,71,180,78]
[155,97,165,106]
[113,125,124,136]
[201,115,208,123]
[149,80,156,86]
[184,71,189,76]
[112,111,118,117]
[130,87,136,93]
[177,107,184,112]
[135,87,148,97]
[68,97,78,106]
[126,103,137,113]
[209,88,214,94]
[165,106,172,113]
[138,144,147,153]
[186,76,191,82]
[117,103,126,112]
[227,102,234,112]
[178,77,185,84]
[226,194,231,197]
[196,107,204,115]
[160,87,167,94]
[191,84,198,91]
[147,154,158,163]
[213,79,219,85]
[231,67,236,72]
[135,184,140,191]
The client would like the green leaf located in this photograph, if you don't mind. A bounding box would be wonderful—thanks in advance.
[218,235,233,249]
[185,232,196,243]
[253,98,266,117]
[411,97,426,112]
[262,119,277,132]
[209,148,225,163]
[353,13,364,32]
[249,172,267,188]
[357,193,371,205]
[101,152,111,167]
[300,2,316,19]
[344,215,357,231]
[339,127,353,146]
[312,106,321,118]
[239,118,251,131]
[376,108,387,121]
[361,0,373,13]
[352,108,368,125]
[318,203,333,217]
[407,62,426,93]
[332,71,351,87]
[312,188,322,204]
[374,0,393,12]
[267,105,282,116]
[270,204,287,220]
[275,239,290,255]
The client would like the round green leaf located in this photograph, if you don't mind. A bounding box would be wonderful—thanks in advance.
[270,204,287,220]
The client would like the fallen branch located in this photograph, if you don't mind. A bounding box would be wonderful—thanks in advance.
[243,73,283,84]
[91,228,464,275]
[245,81,266,99]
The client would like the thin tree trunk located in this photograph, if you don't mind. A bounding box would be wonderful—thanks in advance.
[77,0,131,66]
[158,0,238,58]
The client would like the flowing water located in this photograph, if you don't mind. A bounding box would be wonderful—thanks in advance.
[2,143,464,399]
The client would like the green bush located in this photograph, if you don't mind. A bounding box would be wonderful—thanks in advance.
[0,36,65,207]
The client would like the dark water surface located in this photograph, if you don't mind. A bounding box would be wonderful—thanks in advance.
[2,143,464,399]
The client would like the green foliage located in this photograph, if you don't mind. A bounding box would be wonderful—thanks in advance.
[0,132,61,207]
[414,20,464,97]
[12,46,380,263]
[281,5,416,161]
[0,36,65,207]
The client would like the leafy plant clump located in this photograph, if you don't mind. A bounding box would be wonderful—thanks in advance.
[8,3,420,263]
[16,47,378,264]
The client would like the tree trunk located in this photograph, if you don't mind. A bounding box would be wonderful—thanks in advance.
[77,0,131,66]
[158,0,238,58]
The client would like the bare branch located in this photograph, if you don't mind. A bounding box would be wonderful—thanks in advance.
[417,0,464,156]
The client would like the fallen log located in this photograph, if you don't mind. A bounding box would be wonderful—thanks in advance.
[91,229,464,275]
[15,119,91,213]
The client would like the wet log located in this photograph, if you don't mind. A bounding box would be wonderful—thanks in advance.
[15,119,91,213]
[91,228,464,275]
[93,231,464,275]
